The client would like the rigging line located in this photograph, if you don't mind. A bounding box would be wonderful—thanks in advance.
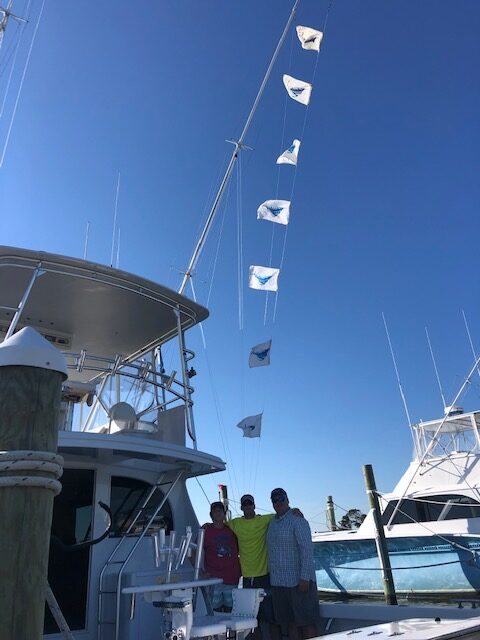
[0,12,23,116]
[381,312,414,429]
[272,26,325,323]
[189,279,207,350]
[377,492,478,556]
[195,146,232,276]
[332,502,351,513]
[328,559,467,571]
[264,30,294,327]
[252,436,263,496]
[236,155,245,331]
[0,0,44,168]
[179,0,301,295]
[203,337,241,501]
[194,475,212,506]
[462,309,480,383]
[425,326,447,411]
[206,178,232,308]
[110,172,121,267]
[389,495,480,508]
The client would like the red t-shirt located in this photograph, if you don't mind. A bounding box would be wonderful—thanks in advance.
[203,525,241,585]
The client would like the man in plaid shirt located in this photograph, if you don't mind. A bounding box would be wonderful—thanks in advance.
[266,488,318,640]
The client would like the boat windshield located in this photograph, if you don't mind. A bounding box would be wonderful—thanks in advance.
[382,494,480,525]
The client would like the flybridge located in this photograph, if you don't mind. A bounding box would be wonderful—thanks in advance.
[0,246,210,448]
[412,409,480,459]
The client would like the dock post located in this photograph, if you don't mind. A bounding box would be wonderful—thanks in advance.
[326,495,337,531]
[362,464,397,605]
[0,327,67,640]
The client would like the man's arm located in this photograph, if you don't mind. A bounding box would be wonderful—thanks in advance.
[293,517,313,591]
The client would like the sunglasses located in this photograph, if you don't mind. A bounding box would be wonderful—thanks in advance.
[241,500,254,507]
[272,495,286,504]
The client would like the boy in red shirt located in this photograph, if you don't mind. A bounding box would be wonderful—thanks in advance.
[203,501,241,612]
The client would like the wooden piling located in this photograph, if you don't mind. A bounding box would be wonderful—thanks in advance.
[0,328,67,640]
[326,495,337,531]
[362,464,397,605]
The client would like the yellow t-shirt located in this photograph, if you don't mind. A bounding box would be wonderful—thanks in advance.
[228,514,275,578]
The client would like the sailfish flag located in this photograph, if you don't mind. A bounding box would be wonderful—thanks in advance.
[248,266,280,292]
[296,26,324,52]
[277,139,301,166]
[257,200,290,225]
[249,339,272,368]
[237,413,262,438]
[283,74,312,106]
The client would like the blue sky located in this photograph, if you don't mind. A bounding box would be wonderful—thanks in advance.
[1,0,480,529]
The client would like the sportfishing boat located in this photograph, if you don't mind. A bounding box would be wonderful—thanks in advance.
[313,406,480,597]
[0,245,233,639]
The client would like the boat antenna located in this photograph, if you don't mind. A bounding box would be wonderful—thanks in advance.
[382,312,414,436]
[110,171,120,267]
[116,227,121,268]
[178,0,300,295]
[83,221,90,260]
[425,326,447,411]
[462,309,480,383]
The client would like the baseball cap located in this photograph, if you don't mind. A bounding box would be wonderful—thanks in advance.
[240,494,255,507]
[210,501,225,512]
[270,488,287,502]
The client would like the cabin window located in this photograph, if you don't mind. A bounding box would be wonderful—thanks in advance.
[382,494,480,525]
[45,468,95,634]
[110,476,173,536]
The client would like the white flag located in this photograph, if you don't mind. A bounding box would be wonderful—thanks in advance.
[249,340,272,368]
[276,139,301,166]
[283,74,312,106]
[249,266,280,292]
[237,413,262,438]
[296,26,324,52]
[257,199,290,226]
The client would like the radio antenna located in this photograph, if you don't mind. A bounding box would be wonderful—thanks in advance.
[462,309,480,383]
[382,313,416,443]
[425,326,447,410]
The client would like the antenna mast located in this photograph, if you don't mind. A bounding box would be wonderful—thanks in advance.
[425,326,447,410]
[178,0,300,295]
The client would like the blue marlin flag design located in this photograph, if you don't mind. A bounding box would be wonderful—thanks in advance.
[249,340,272,368]
[255,274,272,286]
[249,266,280,291]
[267,206,284,217]
[257,200,290,226]
[237,413,262,438]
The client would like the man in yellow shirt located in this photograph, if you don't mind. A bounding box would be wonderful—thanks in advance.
[228,494,281,640]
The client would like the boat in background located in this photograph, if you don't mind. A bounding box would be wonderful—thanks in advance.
[313,406,480,597]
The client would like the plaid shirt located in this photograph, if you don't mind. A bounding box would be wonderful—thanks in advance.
[266,508,316,587]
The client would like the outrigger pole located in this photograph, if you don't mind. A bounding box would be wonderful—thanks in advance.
[178,0,300,295]
[0,1,27,44]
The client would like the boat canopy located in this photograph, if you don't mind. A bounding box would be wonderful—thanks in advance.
[0,246,208,363]
[413,410,480,458]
